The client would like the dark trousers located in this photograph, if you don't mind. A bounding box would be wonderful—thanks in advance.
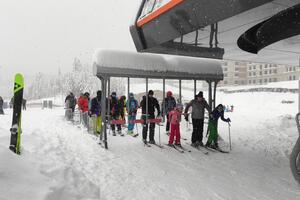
[142,114,155,141]
[111,114,121,131]
[166,120,170,132]
[191,118,204,143]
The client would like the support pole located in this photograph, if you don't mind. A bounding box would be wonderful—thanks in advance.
[213,81,218,109]
[101,77,108,149]
[146,78,149,124]
[163,79,166,122]
[179,79,182,104]
[127,77,130,115]
[194,80,197,97]
[208,81,212,109]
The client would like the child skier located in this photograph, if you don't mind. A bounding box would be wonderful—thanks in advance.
[205,104,231,149]
[126,93,139,136]
[168,103,183,146]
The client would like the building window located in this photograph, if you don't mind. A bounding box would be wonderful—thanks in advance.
[248,72,251,76]
[249,66,252,70]
[253,72,256,76]
[264,79,268,83]
[248,80,252,84]
[235,67,239,71]
[234,81,238,84]
[264,64,268,68]
[273,69,277,74]
[269,78,272,82]
[259,79,262,84]
[235,62,240,65]
[264,71,268,74]
[223,67,227,71]
[289,76,292,80]
[260,65,262,70]
[269,70,272,74]
[223,62,227,66]
[293,75,296,80]
[235,73,239,77]
[293,67,296,71]
[253,66,256,70]
[259,71,262,76]
[273,78,277,82]
[224,73,227,77]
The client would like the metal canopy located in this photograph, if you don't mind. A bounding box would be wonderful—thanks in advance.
[93,49,223,81]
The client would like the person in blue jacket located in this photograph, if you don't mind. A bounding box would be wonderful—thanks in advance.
[205,104,231,149]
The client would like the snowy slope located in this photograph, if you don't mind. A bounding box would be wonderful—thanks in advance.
[0,85,300,200]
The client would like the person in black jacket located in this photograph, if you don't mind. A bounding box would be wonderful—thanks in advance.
[0,96,4,114]
[90,90,102,134]
[140,90,160,144]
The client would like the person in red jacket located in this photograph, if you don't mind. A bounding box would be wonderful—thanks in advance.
[78,92,89,127]
[168,103,183,146]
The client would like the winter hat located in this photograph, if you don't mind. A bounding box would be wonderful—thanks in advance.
[111,92,116,97]
[97,90,102,97]
[84,92,90,97]
[148,90,154,95]
[129,93,134,98]
[217,104,224,111]
[167,91,172,97]
[196,91,203,98]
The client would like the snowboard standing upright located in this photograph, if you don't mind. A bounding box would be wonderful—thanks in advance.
[9,73,24,154]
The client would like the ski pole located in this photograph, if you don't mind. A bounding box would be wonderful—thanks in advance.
[228,122,232,151]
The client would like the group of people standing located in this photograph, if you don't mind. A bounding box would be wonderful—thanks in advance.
[65,89,231,149]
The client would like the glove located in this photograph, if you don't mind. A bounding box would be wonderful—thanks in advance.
[184,115,188,122]
[227,118,231,122]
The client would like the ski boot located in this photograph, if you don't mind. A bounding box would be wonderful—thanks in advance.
[112,130,116,136]
[149,140,156,144]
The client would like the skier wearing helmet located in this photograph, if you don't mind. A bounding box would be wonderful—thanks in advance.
[161,91,176,135]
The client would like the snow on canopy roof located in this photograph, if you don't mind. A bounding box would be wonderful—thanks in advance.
[93,49,223,81]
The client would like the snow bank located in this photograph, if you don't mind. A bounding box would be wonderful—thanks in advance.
[0,146,51,200]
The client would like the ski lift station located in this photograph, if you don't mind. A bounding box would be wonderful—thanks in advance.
[93,49,223,149]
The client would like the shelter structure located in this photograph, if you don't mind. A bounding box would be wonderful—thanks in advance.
[92,49,223,149]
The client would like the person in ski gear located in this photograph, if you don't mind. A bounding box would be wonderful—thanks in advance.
[90,90,102,134]
[205,104,231,149]
[184,91,211,147]
[140,90,161,144]
[65,92,77,113]
[119,95,126,121]
[78,92,89,127]
[22,99,27,110]
[162,91,176,135]
[126,93,139,135]
[110,92,122,135]
[0,96,4,114]
[168,103,183,146]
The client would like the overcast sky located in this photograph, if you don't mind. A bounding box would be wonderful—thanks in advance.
[0,0,139,76]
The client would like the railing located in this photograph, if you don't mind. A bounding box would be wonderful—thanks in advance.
[290,112,300,184]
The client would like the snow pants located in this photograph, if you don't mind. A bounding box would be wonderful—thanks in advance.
[142,115,155,141]
[111,114,121,131]
[169,124,180,145]
[128,115,136,131]
[93,115,102,134]
[191,118,204,143]
[206,120,218,145]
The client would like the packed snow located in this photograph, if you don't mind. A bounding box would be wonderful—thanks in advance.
[0,82,300,200]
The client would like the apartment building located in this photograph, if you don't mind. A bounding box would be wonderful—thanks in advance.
[220,60,300,86]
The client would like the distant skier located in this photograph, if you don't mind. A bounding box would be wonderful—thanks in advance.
[205,104,231,149]
[126,93,139,136]
[0,96,4,114]
[110,92,122,136]
[90,90,102,134]
[22,99,27,110]
[140,90,160,144]
[184,91,211,147]
[168,103,183,146]
[65,92,76,113]
[161,91,176,135]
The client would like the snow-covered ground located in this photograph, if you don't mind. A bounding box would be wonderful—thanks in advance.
[0,83,300,200]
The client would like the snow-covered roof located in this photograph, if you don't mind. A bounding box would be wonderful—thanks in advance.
[93,49,223,81]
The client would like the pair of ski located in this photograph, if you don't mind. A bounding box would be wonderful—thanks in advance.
[187,143,209,155]
[164,143,191,153]
[205,146,229,153]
